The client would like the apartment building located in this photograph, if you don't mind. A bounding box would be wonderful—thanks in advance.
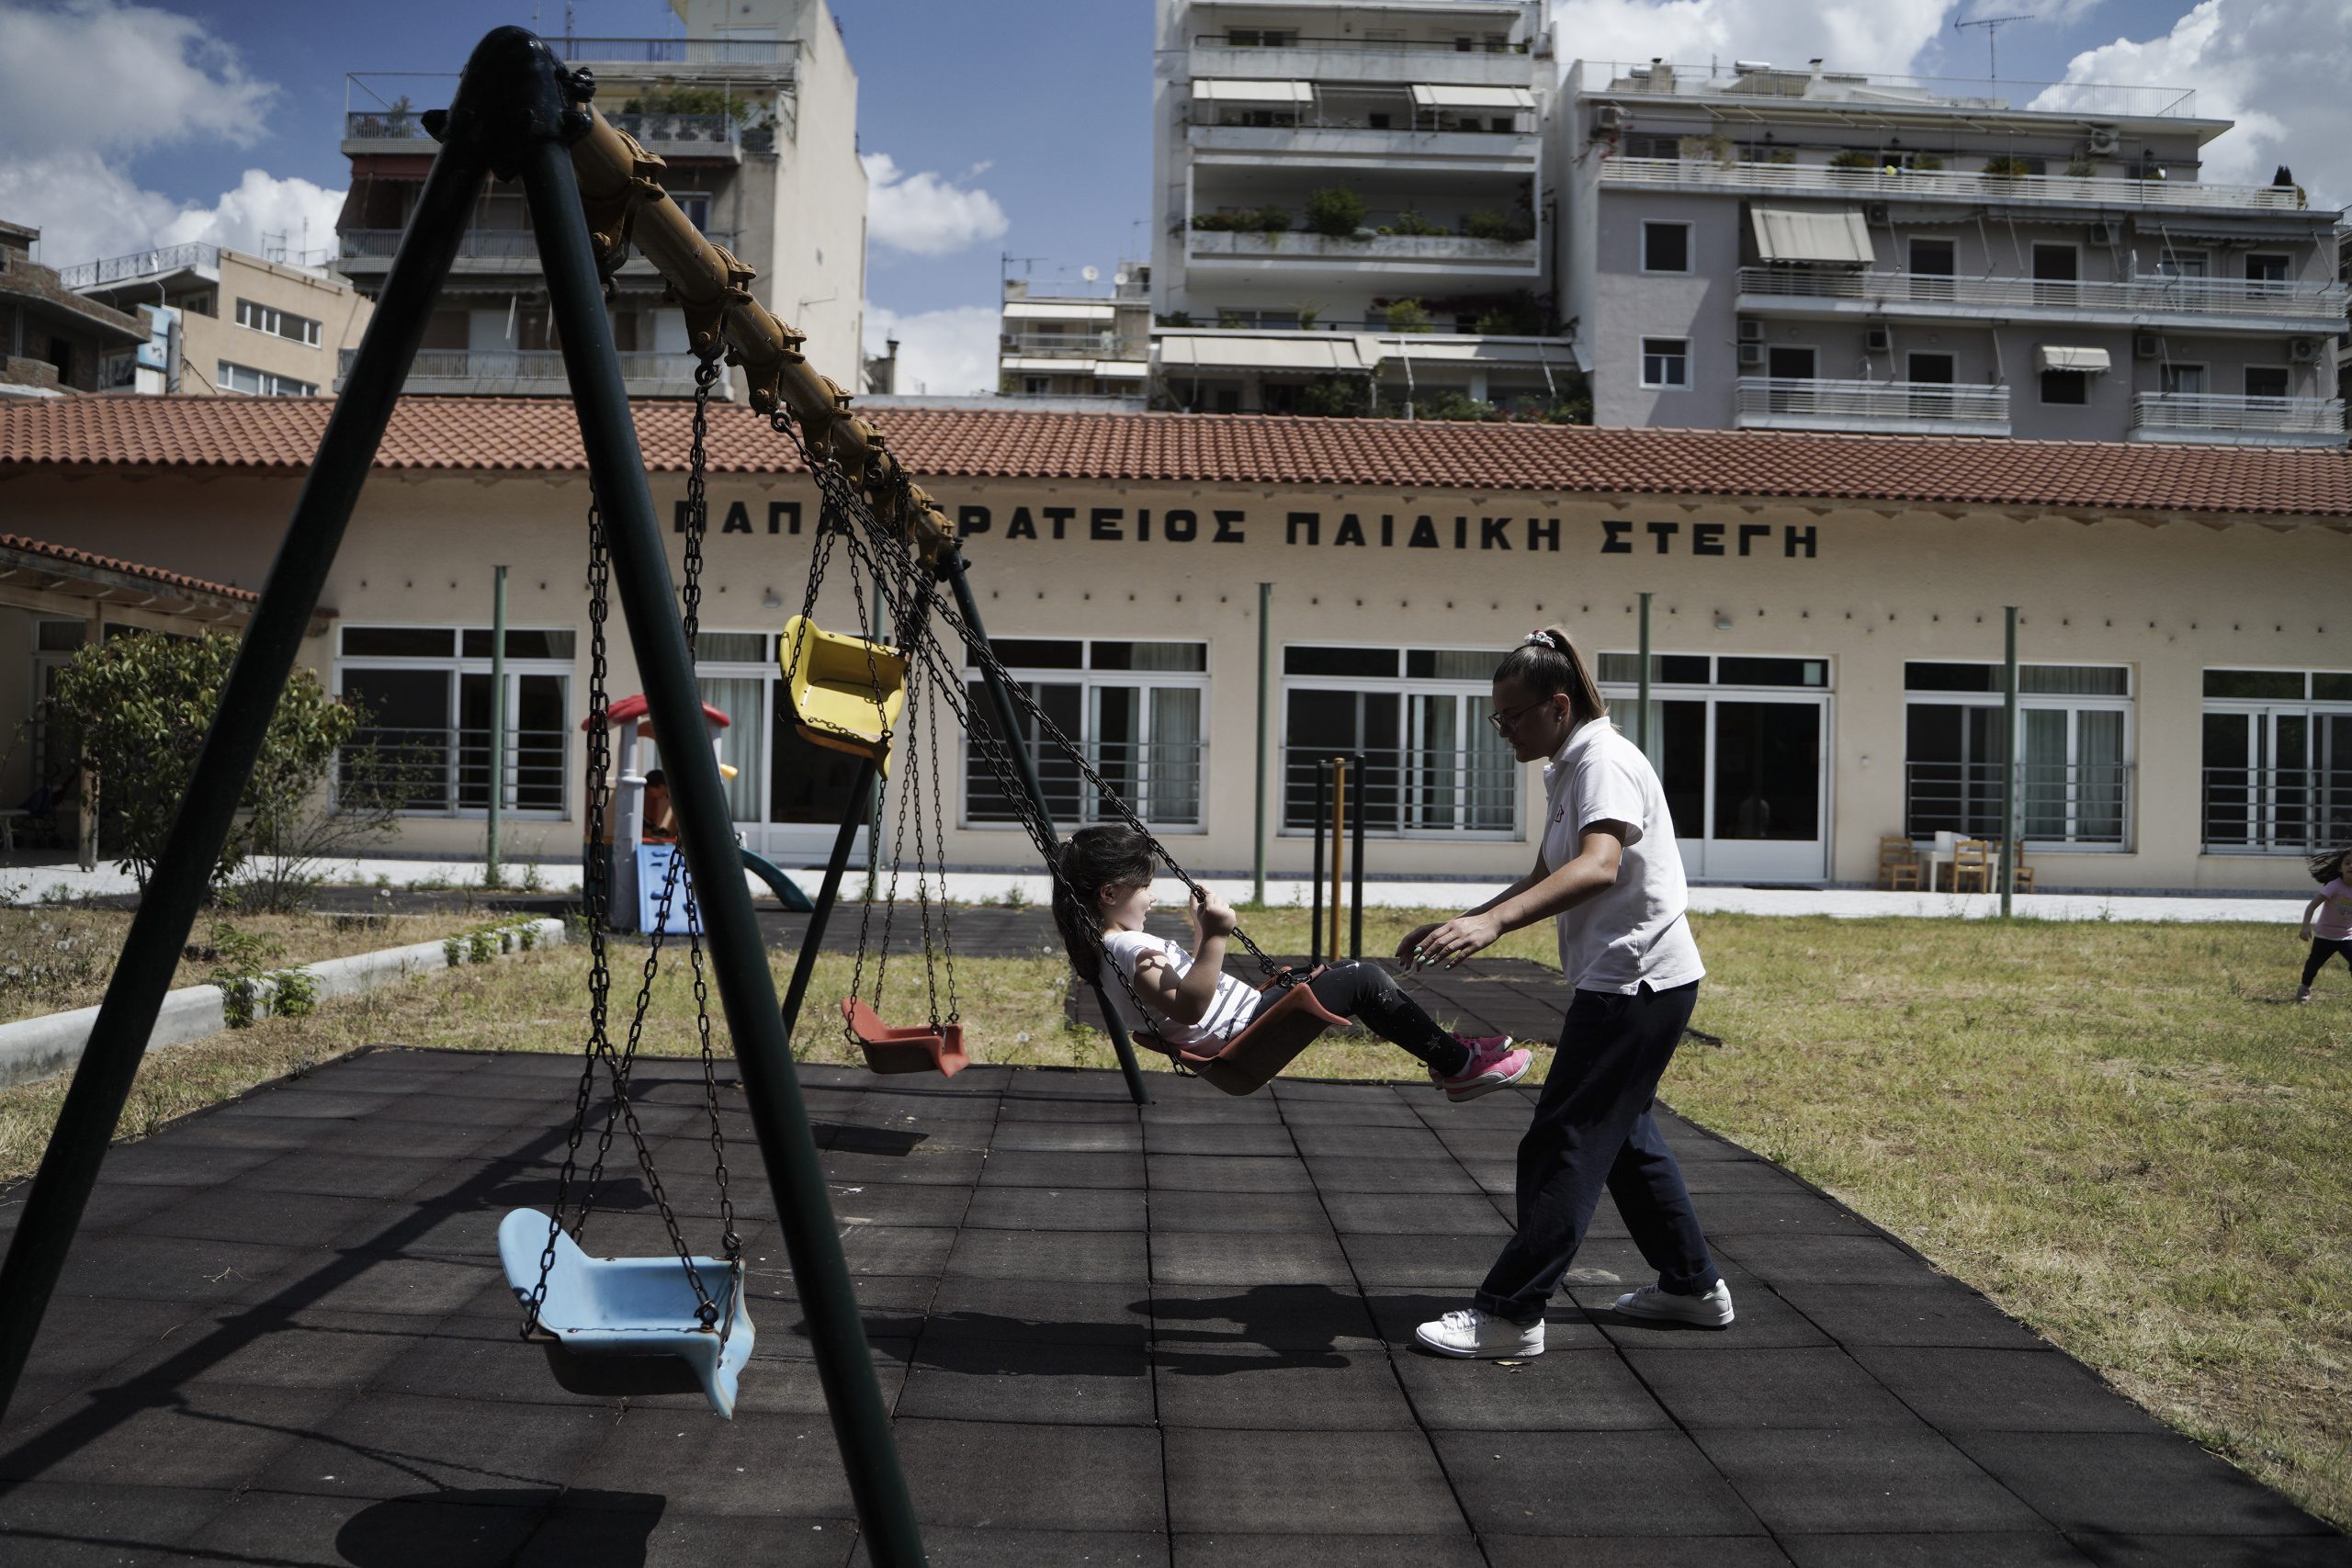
[0,221,144,400]
[62,244,372,398]
[1149,0,1581,417]
[334,0,866,400]
[1563,59,2348,445]
[998,263,1152,404]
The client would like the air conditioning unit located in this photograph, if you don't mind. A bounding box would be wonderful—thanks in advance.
[1737,341,1766,367]
[2134,333,2161,359]
[1863,202,1889,225]
[1597,105,1629,131]
[2087,126,2120,156]
[1737,320,1765,343]
[1865,324,1892,355]
[2290,336,2319,363]
[2088,220,2119,245]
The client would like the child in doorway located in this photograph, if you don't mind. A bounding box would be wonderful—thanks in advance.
[2296,845,2352,1003]
[1049,824,1531,1099]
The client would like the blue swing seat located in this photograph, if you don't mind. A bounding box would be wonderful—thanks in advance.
[497,1208,754,1419]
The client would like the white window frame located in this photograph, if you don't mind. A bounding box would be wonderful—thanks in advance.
[2243,364,2292,400]
[1279,644,1521,840]
[334,623,574,819]
[234,297,322,346]
[2199,667,2352,855]
[1640,335,1690,389]
[1640,220,1693,275]
[960,638,1210,834]
[1902,662,2134,850]
[2159,360,2209,397]
[216,359,318,397]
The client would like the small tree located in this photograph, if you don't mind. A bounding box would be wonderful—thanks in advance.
[1383,299,1433,333]
[1305,186,1368,237]
[48,631,372,897]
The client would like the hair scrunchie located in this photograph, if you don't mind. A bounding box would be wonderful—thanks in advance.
[1522,628,1561,651]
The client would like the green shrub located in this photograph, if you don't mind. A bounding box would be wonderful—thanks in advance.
[1385,209,1447,237]
[1298,375,1373,417]
[269,966,320,1019]
[1826,150,1879,171]
[1463,209,1534,243]
[207,920,286,1030]
[1253,206,1293,233]
[1982,154,2031,177]
[1190,212,1237,231]
[1304,186,1367,237]
[1419,390,1498,422]
[1383,299,1432,333]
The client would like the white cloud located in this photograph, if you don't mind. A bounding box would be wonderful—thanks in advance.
[1551,0,1956,79]
[862,152,1010,258]
[2037,0,2352,208]
[864,304,1002,397]
[0,2,342,270]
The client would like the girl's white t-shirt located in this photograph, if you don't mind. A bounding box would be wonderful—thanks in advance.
[1100,930,1259,1048]
[1541,718,1706,995]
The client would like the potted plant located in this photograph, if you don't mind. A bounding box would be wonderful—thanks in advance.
[1305,186,1367,238]
[1255,206,1293,234]
[1383,299,1432,333]
[1982,153,2031,179]
[1826,149,1879,173]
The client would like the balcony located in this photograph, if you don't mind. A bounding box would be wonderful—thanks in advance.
[1186,227,1539,280]
[1599,155,2305,214]
[54,243,223,291]
[1002,332,1148,361]
[336,229,737,278]
[2201,766,2352,854]
[1191,38,1535,89]
[1734,376,2009,435]
[334,347,725,399]
[1736,267,2352,334]
[557,36,798,73]
[605,112,743,159]
[1187,123,1540,172]
[2130,391,2346,446]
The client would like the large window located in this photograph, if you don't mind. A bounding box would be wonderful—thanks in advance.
[1640,336,1690,389]
[2201,668,2352,853]
[217,360,317,397]
[336,626,573,817]
[235,298,322,346]
[965,639,1206,830]
[1641,221,1690,274]
[1283,646,1516,838]
[1904,662,2131,847]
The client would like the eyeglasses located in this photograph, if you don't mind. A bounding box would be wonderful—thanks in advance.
[1486,698,1556,735]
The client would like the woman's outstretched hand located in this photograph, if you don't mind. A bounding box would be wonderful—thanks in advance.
[1408,913,1503,970]
[1395,922,1440,964]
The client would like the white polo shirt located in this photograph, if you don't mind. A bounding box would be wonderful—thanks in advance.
[1541,718,1705,995]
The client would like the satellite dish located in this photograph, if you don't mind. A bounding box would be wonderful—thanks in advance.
[1080,265,1100,282]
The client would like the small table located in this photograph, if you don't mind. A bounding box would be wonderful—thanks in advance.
[1918,844,1956,892]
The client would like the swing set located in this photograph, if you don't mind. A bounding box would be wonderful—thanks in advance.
[0,28,1351,1567]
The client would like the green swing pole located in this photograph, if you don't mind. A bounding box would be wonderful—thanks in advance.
[1254,581,1271,908]
[934,544,1152,1107]
[2001,606,2019,919]
[1636,591,1653,757]
[518,59,922,1566]
[486,562,508,885]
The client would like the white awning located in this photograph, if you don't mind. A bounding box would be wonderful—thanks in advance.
[1093,360,1150,380]
[1005,356,1093,374]
[1409,84,1535,109]
[1749,206,1874,265]
[2035,345,2112,373]
[1003,300,1114,322]
[1158,334,1367,373]
[1192,78,1313,104]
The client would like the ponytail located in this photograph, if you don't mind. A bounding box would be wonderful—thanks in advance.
[1492,626,1607,728]
[1049,825,1156,986]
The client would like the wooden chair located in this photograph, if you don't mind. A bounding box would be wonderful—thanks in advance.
[1877,835,1921,890]
[1951,838,1994,893]
[2010,861,2036,894]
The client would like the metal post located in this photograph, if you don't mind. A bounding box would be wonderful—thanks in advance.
[0,32,494,1422]
[1254,581,1271,908]
[936,546,1151,1107]
[1636,591,1654,757]
[1329,755,1347,964]
[2002,605,2019,919]
[516,79,922,1565]
[486,563,508,885]
[1309,759,1327,969]
[1349,750,1364,961]
[780,762,879,1038]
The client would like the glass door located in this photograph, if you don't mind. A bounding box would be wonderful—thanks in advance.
[1625,694,1828,881]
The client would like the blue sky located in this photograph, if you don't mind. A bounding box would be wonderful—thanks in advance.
[2,0,2345,393]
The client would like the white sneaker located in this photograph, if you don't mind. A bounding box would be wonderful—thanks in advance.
[2297,987,2314,1005]
[1612,1280,1736,1328]
[1415,1307,1544,1359]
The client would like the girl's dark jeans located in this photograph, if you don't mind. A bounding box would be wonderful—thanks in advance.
[2304,937,2352,986]
[1272,959,1473,1075]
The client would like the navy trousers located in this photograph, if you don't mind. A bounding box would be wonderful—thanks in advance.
[1474,979,1717,1323]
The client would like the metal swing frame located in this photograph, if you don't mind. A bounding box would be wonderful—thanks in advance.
[0,28,931,1567]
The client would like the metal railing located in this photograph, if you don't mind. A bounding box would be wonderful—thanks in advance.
[1905,761,2132,845]
[53,243,221,290]
[338,228,736,261]
[1599,155,2303,212]
[1187,230,1538,264]
[344,111,435,142]
[2201,767,2352,853]
[1571,59,2199,118]
[1280,745,1518,837]
[606,112,741,148]
[1002,333,1148,359]
[966,739,1208,830]
[1195,33,1532,54]
[1736,266,2352,324]
[557,36,799,68]
[2131,392,2347,440]
[1735,376,2009,429]
[334,347,723,394]
[342,726,570,817]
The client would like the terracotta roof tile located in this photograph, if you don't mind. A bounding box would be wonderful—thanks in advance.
[0,533,257,604]
[2,395,2348,518]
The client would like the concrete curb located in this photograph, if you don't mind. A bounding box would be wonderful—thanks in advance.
[0,917,567,1091]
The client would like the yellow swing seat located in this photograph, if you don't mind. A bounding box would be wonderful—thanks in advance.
[778,615,908,768]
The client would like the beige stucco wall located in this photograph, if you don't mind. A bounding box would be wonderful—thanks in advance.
[182,254,373,396]
[4,463,2345,890]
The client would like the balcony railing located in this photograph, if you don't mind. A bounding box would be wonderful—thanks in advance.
[1571,59,2199,118]
[1187,125,1542,164]
[1191,40,1536,88]
[1736,266,2352,327]
[1281,746,1519,837]
[966,740,1208,830]
[605,112,741,150]
[335,347,723,397]
[344,111,435,143]
[343,727,571,818]
[1187,229,1539,268]
[1735,377,2009,434]
[337,228,736,263]
[1003,333,1148,360]
[1906,761,2133,846]
[2131,392,2346,444]
[556,36,798,69]
[2201,767,2352,853]
[1600,155,2305,212]
[54,243,221,290]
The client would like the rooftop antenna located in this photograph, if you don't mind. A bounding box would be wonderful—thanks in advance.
[1953,11,2034,79]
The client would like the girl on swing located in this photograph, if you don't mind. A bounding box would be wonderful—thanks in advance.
[1051,825,1531,1099]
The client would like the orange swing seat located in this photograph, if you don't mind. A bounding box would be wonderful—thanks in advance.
[840,998,969,1077]
[1131,967,1348,1097]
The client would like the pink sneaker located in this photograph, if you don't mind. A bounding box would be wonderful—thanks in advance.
[1432,1036,1531,1102]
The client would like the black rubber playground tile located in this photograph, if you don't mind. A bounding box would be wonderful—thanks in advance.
[1625,1345,1927,1429]
[1148,1282,1382,1355]
[1951,1431,2341,1538]
[958,1184,1140,1232]
[1694,1427,2047,1534]
[1144,1122,1298,1157]
[1146,1154,1318,1193]
[896,1337,1150,1427]
[1771,1280,2052,1350]
[1434,1427,1768,1537]
[0,1479,228,1568]
[1297,1155,1484,1195]
[1321,1191,1513,1236]
[1163,1427,1465,1536]
[1849,1346,2171,1434]
[563,1408,856,1519]
[1145,1190,1335,1235]
[1151,1342,1418,1430]
[1780,1532,2097,1566]
[1149,1230,1352,1288]
[855,1524,1162,1567]
[941,1226,1146,1284]
[0,1382,351,1488]
[894,1418,1163,1531]
[921,1276,1152,1348]
[1392,1344,1673,1431]
[973,1149,1143,1190]
[536,1507,857,1567]
[1359,1288,1610,1353]
[1175,1531,1488,1567]
[2066,1533,2352,1566]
